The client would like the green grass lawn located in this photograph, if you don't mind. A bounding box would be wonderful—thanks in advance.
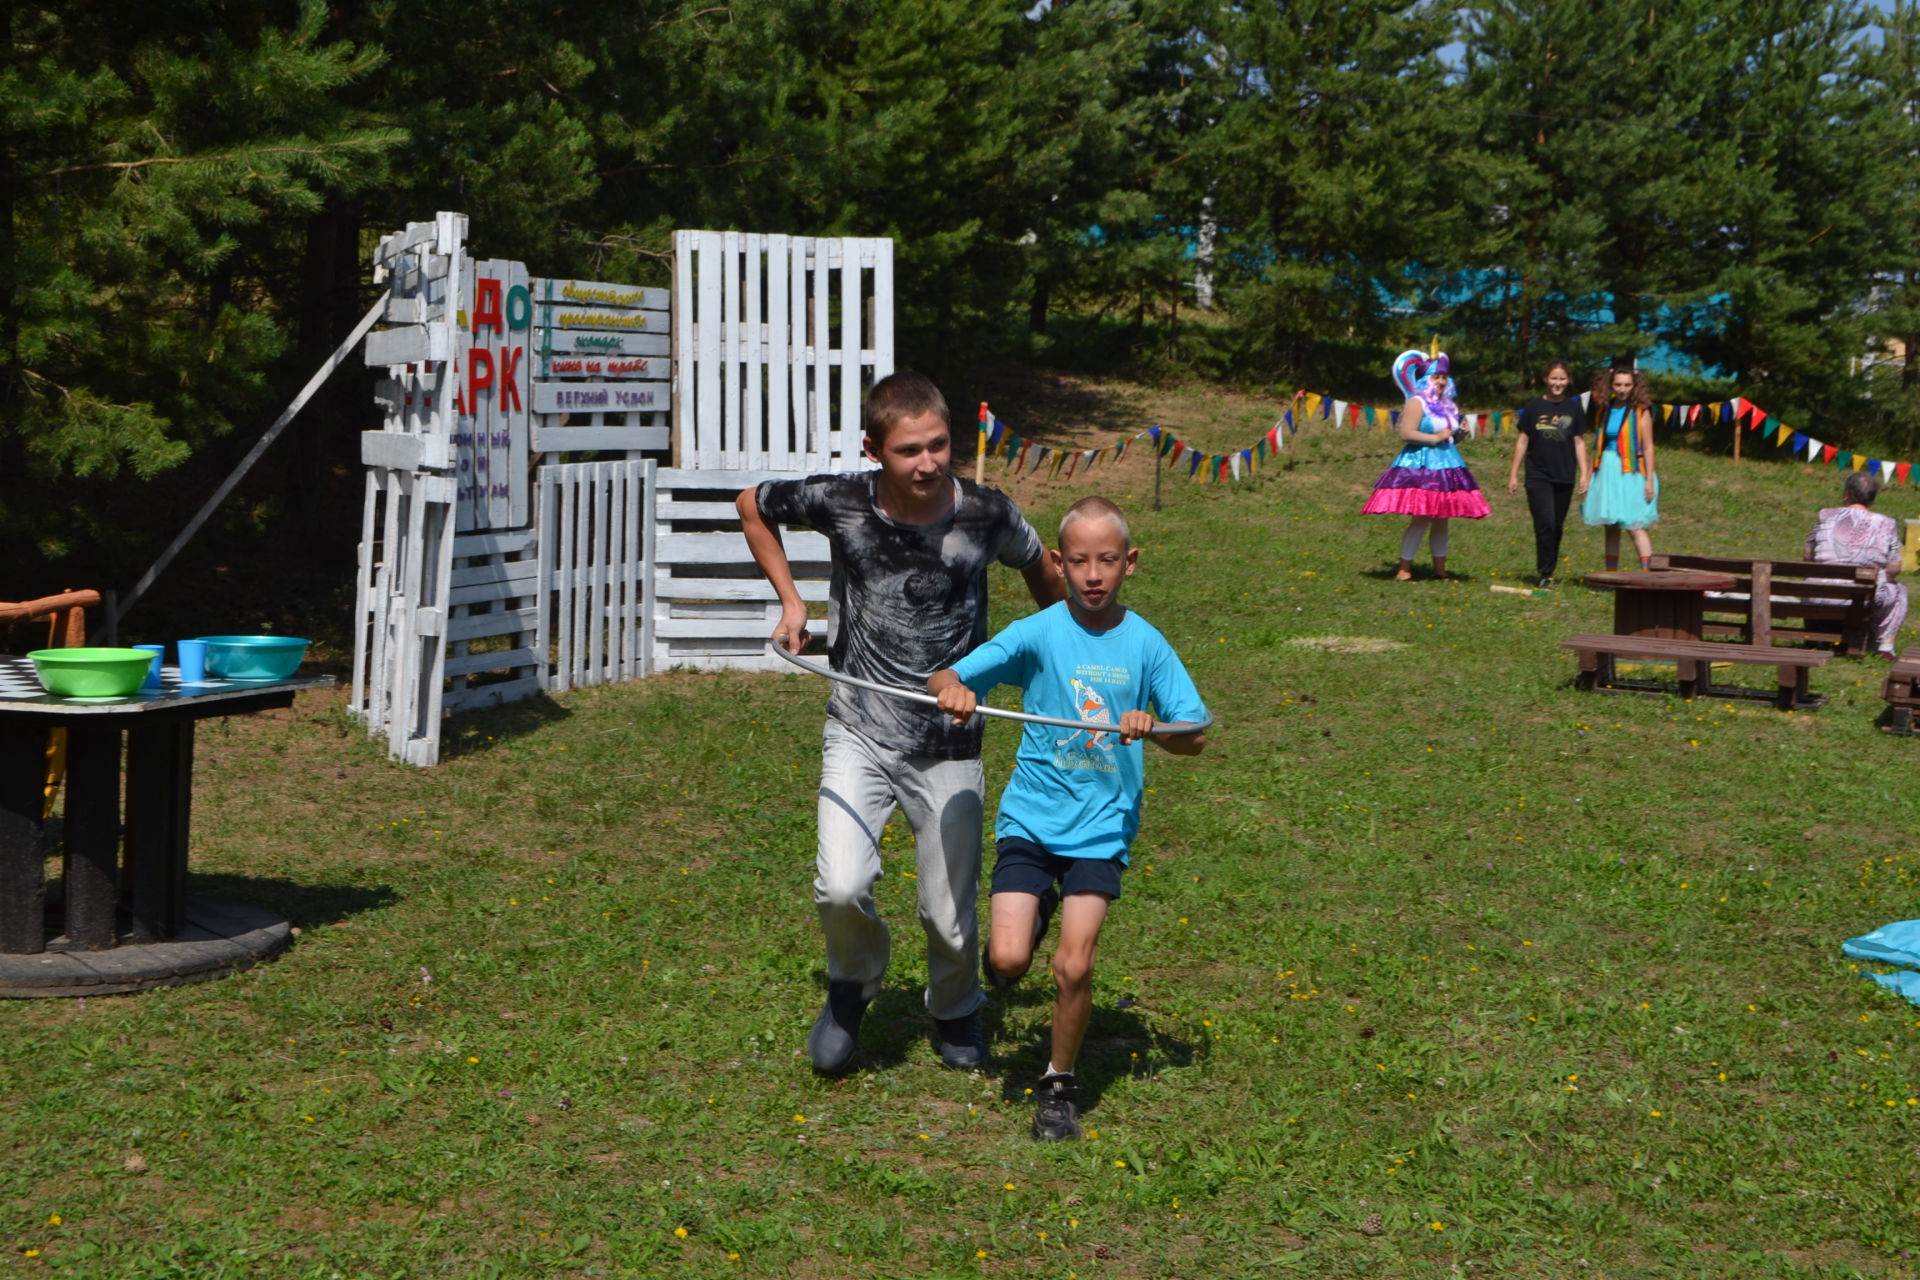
[5,394,1919,1279]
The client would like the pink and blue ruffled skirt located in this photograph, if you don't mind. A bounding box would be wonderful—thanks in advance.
[1361,441,1490,519]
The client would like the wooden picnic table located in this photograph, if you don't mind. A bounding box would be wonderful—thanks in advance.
[0,656,331,996]
[1583,568,1739,643]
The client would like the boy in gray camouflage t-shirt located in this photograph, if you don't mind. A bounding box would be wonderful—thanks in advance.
[737,372,1059,1075]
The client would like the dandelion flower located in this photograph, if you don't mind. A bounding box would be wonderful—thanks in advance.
[674,1227,688,1239]
[47,1215,60,1227]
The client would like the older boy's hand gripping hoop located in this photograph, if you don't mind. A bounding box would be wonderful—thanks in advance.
[767,638,1213,737]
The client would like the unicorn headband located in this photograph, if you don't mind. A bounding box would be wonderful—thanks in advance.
[1391,347,1454,401]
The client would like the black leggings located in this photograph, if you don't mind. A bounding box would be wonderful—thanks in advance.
[1524,476,1575,578]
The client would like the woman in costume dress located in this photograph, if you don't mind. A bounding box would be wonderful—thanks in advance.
[1581,363,1659,569]
[1362,348,1490,580]
[1805,471,1908,659]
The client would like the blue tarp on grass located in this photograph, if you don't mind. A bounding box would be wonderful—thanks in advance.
[1841,920,1920,1003]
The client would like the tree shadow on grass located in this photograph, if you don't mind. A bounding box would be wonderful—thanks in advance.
[438,693,573,759]
[187,873,398,931]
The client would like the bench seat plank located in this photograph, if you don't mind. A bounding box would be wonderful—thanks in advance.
[1561,632,1830,709]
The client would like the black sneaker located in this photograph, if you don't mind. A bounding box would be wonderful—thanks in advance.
[1538,576,1555,590]
[807,981,869,1076]
[984,886,1061,992]
[1031,1072,1082,1141]
[933,1009,987,1070]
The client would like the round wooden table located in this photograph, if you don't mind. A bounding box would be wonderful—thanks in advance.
[1583,568,1738,642]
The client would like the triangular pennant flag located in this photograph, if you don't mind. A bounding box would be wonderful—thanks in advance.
[1731,396,1750,419]
[1806,436,1823,461]
[1774,424,1791,447]
[1230,452,1243,481]
[1580,392,1591,409]
[1850,453,1867,473]
[1168,441,1184,464]
[1750,410,1768,433]
[1188,451,1203,477]
[1869,458,1882,476]
[1364,405,1377,428]
[1012,439,1029,470]
[1900,463,1912,485]
[1686,404,1701,425]
[1712,401,1728,423]
[1790,431,1807,454]
[1048,449,1067,479]
[1029,446,1051,476]
[1284,408,1296,434]
[1159,430,1175,458]
[987,416,1005,451]
[1830,447,1846,466]
[1331,399,1347,424]
[1350,404,1364,427]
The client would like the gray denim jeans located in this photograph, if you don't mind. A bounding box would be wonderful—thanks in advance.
[815,718,986,1021]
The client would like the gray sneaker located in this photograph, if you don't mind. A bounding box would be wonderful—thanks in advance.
[807,981,869,1076]
[932,1009,987,1070]
[1031,1072,1082,1141]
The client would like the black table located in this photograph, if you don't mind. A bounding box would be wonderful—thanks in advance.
[0,656,329,967]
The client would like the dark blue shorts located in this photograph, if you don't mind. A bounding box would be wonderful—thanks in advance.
[991,837,1124,901]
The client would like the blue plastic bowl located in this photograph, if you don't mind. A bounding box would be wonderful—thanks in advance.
[196,635,310,681]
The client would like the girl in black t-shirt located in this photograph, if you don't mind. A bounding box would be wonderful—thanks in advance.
[1505,360,1589,588]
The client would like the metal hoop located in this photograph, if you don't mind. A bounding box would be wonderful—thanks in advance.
[765,639,1212,737]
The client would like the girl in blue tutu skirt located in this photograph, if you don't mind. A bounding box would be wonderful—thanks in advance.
[1581,362,1659,569]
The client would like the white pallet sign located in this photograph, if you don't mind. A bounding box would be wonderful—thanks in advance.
[672,231,895,472]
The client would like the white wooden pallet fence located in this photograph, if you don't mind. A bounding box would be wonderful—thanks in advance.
[353,213,466,766]
[354,219,893,762]
[538,459,656,691]
[672,231,894,471]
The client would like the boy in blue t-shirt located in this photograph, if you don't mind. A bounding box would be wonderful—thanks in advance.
[929,496,1208,1140]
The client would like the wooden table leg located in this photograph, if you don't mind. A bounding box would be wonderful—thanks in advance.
[125,722,193,943]
[0,726,47,953]
[62,724,121,949]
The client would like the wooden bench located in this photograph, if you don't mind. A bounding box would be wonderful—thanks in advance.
[1647,554,1876,656]
[1561,632,1831,709]
[1882,646,1920,734]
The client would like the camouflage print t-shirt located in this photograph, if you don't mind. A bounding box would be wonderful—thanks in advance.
[756,472,1045,759]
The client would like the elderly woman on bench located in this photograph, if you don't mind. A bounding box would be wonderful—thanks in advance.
[1805,472,1907,659]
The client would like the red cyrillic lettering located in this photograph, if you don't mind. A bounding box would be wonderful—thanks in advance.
[499,346,524,412]
[473,278,504,334]
[467,348,495,408]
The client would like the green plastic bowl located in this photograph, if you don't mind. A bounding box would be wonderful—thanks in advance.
[28,647,156,698]
[196,635,309,681]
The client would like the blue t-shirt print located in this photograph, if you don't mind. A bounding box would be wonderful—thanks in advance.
[951,602,1206,863]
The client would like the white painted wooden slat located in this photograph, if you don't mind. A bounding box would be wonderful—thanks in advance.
[351,469,379,716]
[538,329,671,359]
[532,279,671,312]
[812,239,832,469]
[531,425,670,453]
[838,238,862,468]
[448,556,536,588]
[655,466,867,489]
[454,529,536,557]
[722,230,743,468]
[447,606,539,644]
[655,530,829,562]
[361,431,456,472]
[550,470,575,692]
[765,235,791,470]
[364,326,428,367]
[790,240,812,466]
[589,460,612,684]
[744,233,765,471]
[535,470,556,691]
[655,579,831,603]
[871,238,895,380]
[673,230,694,470]
[444,647,539,678]
[531,382,668,415]
[640,460,658,677]
[654,616,817,639]
[448,576,538,608]
[694,231,724,468]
